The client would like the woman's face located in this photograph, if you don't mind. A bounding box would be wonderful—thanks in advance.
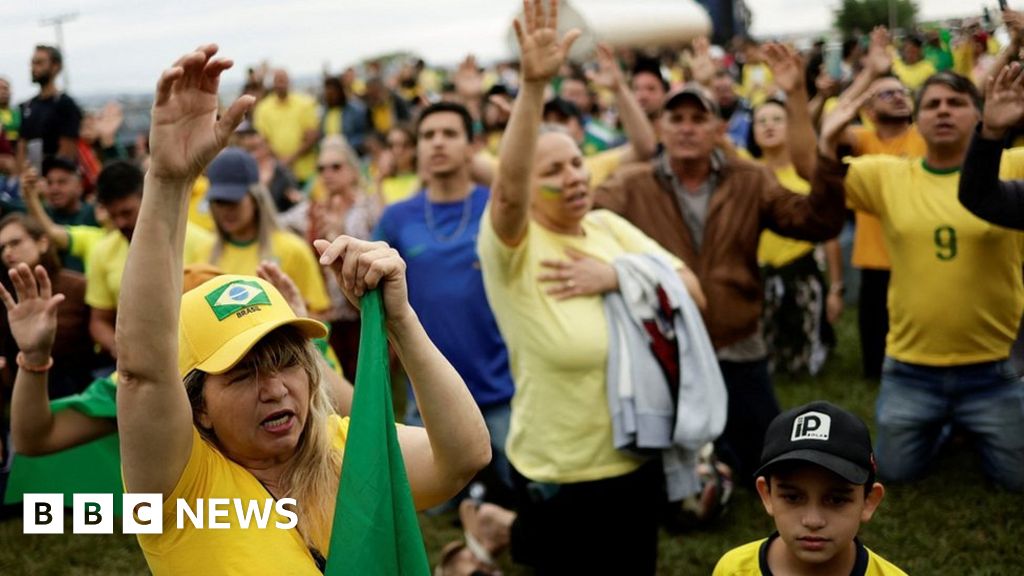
[211,194,258,240]
[317,149,355,195]
[531,132,591,230]
[753,102,788,152]
[0,223,46,269]
[198,362,312,468]
[385,129,416,172]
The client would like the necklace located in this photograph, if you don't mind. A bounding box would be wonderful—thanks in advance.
[424,189,474,243]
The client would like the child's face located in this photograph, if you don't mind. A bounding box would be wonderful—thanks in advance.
[756,465,884,570]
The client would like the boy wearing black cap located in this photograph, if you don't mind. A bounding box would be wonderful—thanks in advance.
[713,401,907,575]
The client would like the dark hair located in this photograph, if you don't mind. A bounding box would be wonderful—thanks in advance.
[762,461,876,498]
[96,160,144,206]
[323,76,346,106]
[0,213,61,274]
[34,45,62,67]
[633,57,670,92]
[745,98,788,159]
[915,71,982,114]
[842,38,860,60]
[415,101,473,142]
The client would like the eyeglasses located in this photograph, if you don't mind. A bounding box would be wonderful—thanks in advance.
[317,162,345,173]
[874,88,911,101]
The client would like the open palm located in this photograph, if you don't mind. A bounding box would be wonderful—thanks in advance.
[513,0,581,84]
[984,63,1024,134]
[0,264,63,357]
[148,45,253,182]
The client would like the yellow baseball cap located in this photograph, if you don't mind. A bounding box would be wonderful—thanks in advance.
[178,274,328,376]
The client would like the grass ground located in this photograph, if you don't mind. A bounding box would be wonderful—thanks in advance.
[1,310,1022,575]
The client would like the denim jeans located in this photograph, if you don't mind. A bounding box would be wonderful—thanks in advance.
[405,396,512,488]
[876,357,1024,491]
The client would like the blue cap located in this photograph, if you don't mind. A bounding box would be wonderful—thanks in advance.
[206,147,259,203]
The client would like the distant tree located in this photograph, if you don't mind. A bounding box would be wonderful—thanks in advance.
[835,0,918,36]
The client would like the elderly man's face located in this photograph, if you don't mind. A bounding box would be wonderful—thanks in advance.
[660,100,720,162]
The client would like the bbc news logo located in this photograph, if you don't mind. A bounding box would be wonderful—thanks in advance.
[23,494,298,534]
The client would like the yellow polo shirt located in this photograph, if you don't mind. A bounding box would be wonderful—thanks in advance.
[253,93,319,182]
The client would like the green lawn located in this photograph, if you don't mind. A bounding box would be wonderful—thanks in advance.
[2,310,1023,574]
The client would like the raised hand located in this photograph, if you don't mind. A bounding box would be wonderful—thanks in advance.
[819,90,872,159]
[0,264,64,363]
[983,62,1024,139]
[96,101,125,147]
[690,35,716,86]
[19,164,42,202]
[586,43,625,91]
[762,43,804,94]
[865,26,893,77]
[513,0,581,84]
[148,45,254,183]
[454,54,484,101]
[257,260,308,318]
[313,237,413,324]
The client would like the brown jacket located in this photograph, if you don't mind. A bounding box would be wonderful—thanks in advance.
[594,153,847,349]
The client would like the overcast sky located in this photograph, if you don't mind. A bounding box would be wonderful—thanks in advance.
[0,0,984,101]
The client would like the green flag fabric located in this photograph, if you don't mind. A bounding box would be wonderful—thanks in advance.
[325,289,430,575]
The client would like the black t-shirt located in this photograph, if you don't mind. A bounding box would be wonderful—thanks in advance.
[19,93,82,157]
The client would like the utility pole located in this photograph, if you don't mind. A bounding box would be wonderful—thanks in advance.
[39,12,78,91]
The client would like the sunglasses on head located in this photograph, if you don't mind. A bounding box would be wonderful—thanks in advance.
[317,162,345,173]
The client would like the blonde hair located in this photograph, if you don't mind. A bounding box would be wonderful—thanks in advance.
[319,135,368,192]
[183,326,342,552]
[209,183,280,264]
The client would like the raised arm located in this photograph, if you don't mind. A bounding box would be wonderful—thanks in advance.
[763,43,817,180]
[588,43,657,162]
[313,236,490,510]
[117,45,253,496]
[4,264,116,455]
[19,166,70,251]
[981,10,1024,98]
[958,62,1024,229]
[832,27,893,148]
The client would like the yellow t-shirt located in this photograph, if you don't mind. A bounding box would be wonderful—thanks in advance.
[371,103,394,134]
[713,537,908,576]
[740,63,774,107]
[849,126,928,270]
[85,224,215,310]
[253,93,319,182]
[138,416,350,575]
[892,58,937,92]
[66,225,107,271]
[757,165,815,268]
[478,208,681,483]
[322,108,343,137]
[199,230,330,313]
[844,155,1024,366]
[380,173,421,206]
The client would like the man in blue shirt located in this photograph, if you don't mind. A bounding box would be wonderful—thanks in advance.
[375,101,514,489]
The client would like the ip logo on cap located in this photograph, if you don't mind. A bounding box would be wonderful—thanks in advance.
[791,411,831,441]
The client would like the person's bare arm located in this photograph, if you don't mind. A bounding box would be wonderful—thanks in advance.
[824,239,844,325]
[3,264,118,455]
[981,10,1023,97]
[588,43,657,163]
[117,45,253,497]
[763,43,817,180]
[314,236,490,510]
[832,27,893,148]
[491,0,581,246]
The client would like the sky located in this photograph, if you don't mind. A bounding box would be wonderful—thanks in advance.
[0,0,984,101]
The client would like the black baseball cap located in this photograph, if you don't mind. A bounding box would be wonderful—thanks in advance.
[663,83,720,116]
[755,401,875,484]
[206,147,259,203]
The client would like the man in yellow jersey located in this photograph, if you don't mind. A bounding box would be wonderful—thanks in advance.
[86,161,213,360]
[820,72,1024,491]
[252,69,319,184]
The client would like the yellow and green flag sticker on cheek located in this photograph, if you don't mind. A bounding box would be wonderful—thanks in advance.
[204,280,273,320]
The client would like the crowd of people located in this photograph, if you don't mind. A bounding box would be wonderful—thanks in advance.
[1,0,1023,573]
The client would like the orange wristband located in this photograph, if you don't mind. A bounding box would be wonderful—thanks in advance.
[16,352,53,373]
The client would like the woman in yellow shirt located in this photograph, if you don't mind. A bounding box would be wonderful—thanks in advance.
[747,98,843,376]
[202,147,331,315]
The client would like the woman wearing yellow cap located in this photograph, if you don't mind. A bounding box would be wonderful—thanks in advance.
[112,45,490,575]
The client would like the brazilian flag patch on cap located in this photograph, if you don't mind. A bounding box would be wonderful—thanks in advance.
[205,280,272,320]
